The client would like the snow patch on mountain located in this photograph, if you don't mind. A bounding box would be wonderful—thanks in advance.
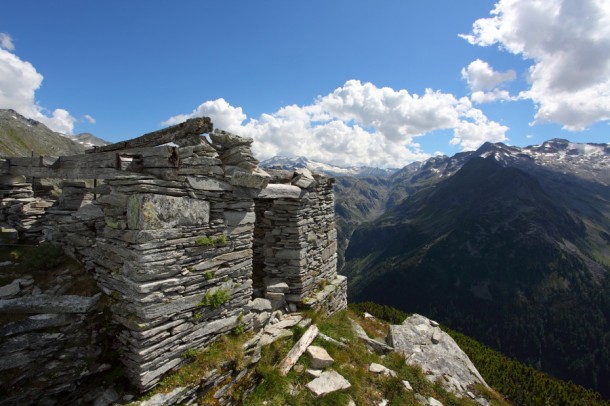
[260,156,398,178]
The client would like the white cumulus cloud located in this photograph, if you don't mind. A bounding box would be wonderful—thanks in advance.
[83,114,96,124]
[461,0,610,130]
[0,38,76,134]
[461,59,515,103]
[164,80,508,167]
[0,33,15,51]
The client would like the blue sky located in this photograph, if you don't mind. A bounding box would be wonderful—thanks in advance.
[1,0,609,167]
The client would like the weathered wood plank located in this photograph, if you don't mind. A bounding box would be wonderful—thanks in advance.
[86,117,212,153]
[278,324,319,376]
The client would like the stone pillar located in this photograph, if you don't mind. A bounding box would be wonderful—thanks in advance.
[254,170,346,314]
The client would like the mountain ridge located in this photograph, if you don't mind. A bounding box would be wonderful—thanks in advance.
[342,141,610,397]
[0,109,109,157]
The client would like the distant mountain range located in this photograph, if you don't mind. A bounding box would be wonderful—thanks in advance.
[341,139,610,397]
[0,109,108,157]
[260,156,397,178]
[65,132,108,148]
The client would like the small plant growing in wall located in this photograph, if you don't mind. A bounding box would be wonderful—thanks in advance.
[204,271,214,281]
[197,288,230,309]
[317,279,330,291]
[233,312,245,336]
[195,235,229,247]
[181,348,199,360]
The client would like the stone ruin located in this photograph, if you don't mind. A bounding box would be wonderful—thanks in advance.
[0,118,346,402]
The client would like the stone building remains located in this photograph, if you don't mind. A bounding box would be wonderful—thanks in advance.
[0,118,346,403]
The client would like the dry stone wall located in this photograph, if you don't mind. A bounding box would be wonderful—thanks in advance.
[253,169,346,314]
[0,174,54,242]
[0,120,347,400]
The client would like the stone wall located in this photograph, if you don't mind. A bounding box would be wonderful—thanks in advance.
[0,174,54,242]
[253,169,342,313]
[0,122,347,400]
[0,252,111,405]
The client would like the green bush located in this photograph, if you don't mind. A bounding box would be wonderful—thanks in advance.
[197,288,230,309]
[195,235,229,247]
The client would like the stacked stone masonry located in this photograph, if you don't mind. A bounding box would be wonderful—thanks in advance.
[0,118,347,401]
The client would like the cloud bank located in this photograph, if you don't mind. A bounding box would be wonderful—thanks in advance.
[165,80,508,167]
[0,32,77,134]
[461,0,610,130]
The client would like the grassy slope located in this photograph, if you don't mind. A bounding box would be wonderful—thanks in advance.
[350,302,610,406]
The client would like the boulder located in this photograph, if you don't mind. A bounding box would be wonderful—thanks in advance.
[249,298,273,312]
[388,314,489,396]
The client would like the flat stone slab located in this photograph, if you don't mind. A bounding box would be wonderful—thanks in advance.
[306,368,322,377]
[0,294,100,314]
[256,183,304,199]
[306,370,351,397]
[292,168,316,189]
[266,281,289,293]
[369,363,397,377]
[0,281,21,298]
[307,345,334,369]
[127,193,209,229]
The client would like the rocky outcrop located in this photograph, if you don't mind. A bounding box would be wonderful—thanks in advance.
[388,314,489,397]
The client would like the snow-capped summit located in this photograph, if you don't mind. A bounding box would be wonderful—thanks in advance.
[260,156,397,178]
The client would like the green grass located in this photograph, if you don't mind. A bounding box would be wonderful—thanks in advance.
[350,302,610,406]
[130,308,508,405]
[140,333,251,401]
[244,310,501,406]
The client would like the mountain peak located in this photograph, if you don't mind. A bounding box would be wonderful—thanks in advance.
[260,156,397,178]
